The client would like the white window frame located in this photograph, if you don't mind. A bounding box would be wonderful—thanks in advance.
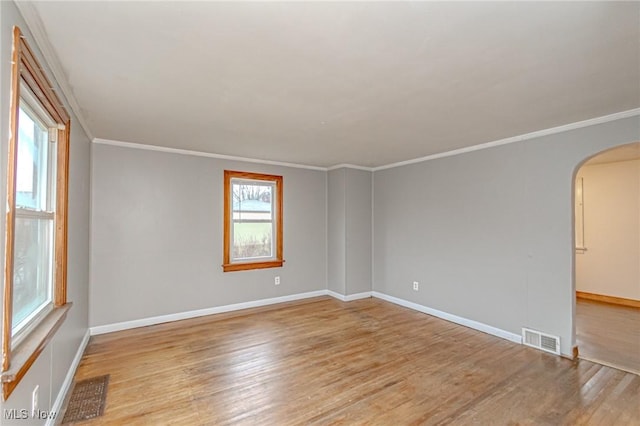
[230,178,277,263]
[10,92,58,347]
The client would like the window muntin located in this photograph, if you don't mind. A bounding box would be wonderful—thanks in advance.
[223,171,283,272]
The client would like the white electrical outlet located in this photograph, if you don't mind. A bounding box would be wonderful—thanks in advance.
[413,281,419,291]
[275,276,280,285]
[32,385,39,413]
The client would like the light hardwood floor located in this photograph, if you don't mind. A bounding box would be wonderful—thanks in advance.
[576,298,640,375]
[68,297,640,425]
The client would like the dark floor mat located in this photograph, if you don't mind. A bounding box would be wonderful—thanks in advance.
[62,374,110,424]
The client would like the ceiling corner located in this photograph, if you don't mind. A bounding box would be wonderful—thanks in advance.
[15,1,94,141]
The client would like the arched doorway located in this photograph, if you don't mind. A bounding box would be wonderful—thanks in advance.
[573,142,640,373]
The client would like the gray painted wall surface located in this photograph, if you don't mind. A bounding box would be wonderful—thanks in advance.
[327,168,372,296]
[327,169,346,294]
[0,1,91,419]
[373,117,640,355]
[345,168,372,295]
[90,144,327,327]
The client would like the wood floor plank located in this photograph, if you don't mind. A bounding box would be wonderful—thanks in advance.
[66,297,640,425]
[576,298,640,374]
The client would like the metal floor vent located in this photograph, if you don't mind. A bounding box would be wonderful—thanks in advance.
[522,328,561,355]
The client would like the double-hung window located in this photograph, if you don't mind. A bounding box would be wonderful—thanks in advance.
[2,26,71,400]
[223,171,283,272]
[12,92,57,345]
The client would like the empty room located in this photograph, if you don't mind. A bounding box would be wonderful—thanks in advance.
[0,1,639,425]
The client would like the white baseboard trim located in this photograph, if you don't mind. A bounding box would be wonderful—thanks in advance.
[90,290,328,335]
[89,290,520,346]
[327,290,372,302]
[47,329,91,426]
[371,291,522,344]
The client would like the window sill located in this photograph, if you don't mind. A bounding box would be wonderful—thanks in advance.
[223,260,284,272]
[1,303,72,400]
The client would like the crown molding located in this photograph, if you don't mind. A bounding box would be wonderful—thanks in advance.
[327,163,374,172]
[94,108,638,173]
[94,139,381,172]
[11,2,638,172]
[373,108,640,171]
[93,138,328,171]
[14,1,94,140]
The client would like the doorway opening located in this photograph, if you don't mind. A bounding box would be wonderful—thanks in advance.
[573,142,640,374]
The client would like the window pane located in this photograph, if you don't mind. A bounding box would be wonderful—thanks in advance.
[17,105,50,211]
[232,181,274,260]
[233,222,273,259]
[12,216,53,331]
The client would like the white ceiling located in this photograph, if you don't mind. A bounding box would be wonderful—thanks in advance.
[29,1,640,168]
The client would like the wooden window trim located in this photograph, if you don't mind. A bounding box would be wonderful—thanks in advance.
[1,26,71,400]
[223,170,284,272]
[1,304,71,400]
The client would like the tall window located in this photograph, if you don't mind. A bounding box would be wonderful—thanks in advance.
[12,95,57,343]
[223,171,283,272]
[2,26,70,400]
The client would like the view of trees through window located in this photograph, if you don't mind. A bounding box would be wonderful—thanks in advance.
[231,181,274,260]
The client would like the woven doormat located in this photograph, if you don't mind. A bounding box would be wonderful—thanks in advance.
[62,374,110,424]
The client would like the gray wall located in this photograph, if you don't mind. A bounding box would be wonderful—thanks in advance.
[327,169,346,295]
[90,144,327,327]
[345,168,372,295]
[0,1,91,420]
[373,116,640,356]
[327,168,372,296]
